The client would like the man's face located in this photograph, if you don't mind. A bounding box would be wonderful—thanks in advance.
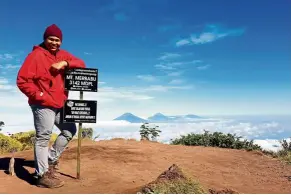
[44,36,61,52]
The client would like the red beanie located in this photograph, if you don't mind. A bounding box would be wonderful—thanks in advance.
[43,24,63,41]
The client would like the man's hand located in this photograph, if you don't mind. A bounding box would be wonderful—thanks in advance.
[51,61,68,70]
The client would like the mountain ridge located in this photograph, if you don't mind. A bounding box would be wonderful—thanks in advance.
[113,112,203,123]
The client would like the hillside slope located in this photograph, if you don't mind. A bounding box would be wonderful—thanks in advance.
[0,139,290,194]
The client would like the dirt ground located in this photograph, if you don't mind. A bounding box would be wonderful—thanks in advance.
[0,138,290,194]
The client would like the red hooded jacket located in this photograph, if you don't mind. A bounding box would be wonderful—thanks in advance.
[16,44,86,108]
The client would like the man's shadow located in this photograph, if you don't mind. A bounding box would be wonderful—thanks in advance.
[0,157,35,185]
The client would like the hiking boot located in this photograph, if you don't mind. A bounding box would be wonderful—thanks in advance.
[48,160,60,179]
[48,160,59,170]
[36,171,64,188]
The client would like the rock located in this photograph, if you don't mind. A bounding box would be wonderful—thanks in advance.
[156,164,187,181]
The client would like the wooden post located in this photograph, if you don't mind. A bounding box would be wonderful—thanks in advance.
[76,91,83,179]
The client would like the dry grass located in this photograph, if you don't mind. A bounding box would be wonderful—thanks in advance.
[279,151,291,164]
[140,164,206,194]
[147,178,205,194]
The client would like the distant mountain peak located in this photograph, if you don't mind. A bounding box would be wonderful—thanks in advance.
[153,113,166,116]
[120,112,135,117]
[148,113,170,121]
[184,114,201,118]
[114,113,147,123]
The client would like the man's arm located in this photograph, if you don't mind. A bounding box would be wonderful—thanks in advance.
[64,51,86,69]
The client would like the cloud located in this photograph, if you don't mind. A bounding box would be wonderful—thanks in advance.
[43,117,288,153]
[167,71,184,77]
[96,0,137,21]
[253,139,291,152]
[111,85,193,93]
[197,64,211,70]
[155,60,203,76]
[191,60,203,64]
[166,62,184,66]
[0,85,16,91]
[1,112,290,153]
[176,39,191,47]
[0,81,195,127]
[96,0,125,13]
[158,52,181,61]
[84,52,92,55]
[0,77,15,91]
[176,24,245,47]
[97,0,137,13]
[155,64,176,71]
[169,79,184,85]
[1,78,191,112]
[1,64,20,69]
[0,78,154,105]
[0,84,155,128]
[191,32,218,44]
[137,75,157,82]
[140,85,193,92]
[158,24,181,33]
[70,86,155,102]
[156,51,202,74]
[154,60,196,72]
[98,81,106,85]
[114,12,129,21]
[168,60,202,67]
[0,53,14,61]
[0,77,8,84]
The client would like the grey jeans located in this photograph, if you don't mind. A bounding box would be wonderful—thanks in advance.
[30,105,77,177]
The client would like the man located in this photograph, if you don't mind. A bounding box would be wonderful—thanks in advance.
[16,24,86,188]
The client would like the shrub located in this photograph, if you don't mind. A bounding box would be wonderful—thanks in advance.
[170,130,262,151]
[279,138,291,153]
[11,131,58,150]
[0,133,23,154]
[11,131,35,150]
[0,121,4,131]
[139,123,161,141]
[81,127,93,139]
[261,138,291,164]
[276,138,291,164]
[280,152,291,164]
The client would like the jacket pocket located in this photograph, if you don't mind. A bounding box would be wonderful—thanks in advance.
[34,91,54,105]
[34,91,44,102]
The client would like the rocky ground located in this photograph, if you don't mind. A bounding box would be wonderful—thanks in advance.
[0,138,290,194]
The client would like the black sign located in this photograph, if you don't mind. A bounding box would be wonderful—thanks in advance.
[64,68,98,92]
[63,99,97,123]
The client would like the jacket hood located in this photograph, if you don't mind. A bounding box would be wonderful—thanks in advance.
[32,45,43,51]
[32,42,60,55]
[32,42,47,51]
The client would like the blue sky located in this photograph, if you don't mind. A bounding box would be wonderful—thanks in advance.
[0,0,291,120]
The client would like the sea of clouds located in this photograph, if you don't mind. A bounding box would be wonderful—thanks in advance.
[1,114,290,152]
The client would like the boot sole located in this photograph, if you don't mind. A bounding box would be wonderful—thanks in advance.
[36,182,64,188]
